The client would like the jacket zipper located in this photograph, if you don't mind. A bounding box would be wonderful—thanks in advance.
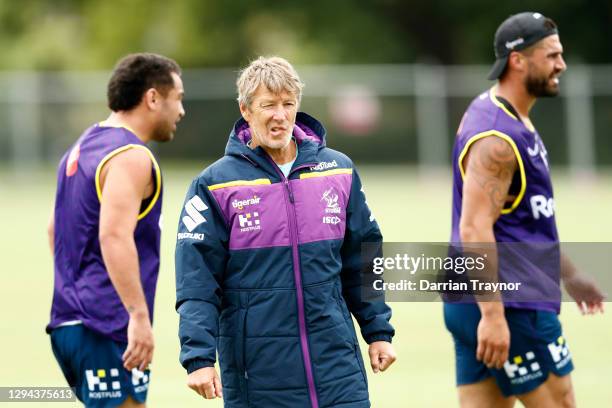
[237,305,249,398]
[269,159,319,408]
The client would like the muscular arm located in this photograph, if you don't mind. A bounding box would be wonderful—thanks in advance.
[461,136,517,231]
[460,136,518,368]
[98,147,154,370]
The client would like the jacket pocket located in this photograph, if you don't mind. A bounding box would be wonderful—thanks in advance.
[335,283,368,386]
[354,342,369,387]
[335,284,356,339]
[235,305,249,400]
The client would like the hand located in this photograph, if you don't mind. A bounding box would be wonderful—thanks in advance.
[122,312,154,371]
[563,273,606,315]
[187,367,223,399]
[476,312,509,369]
[368,341,396,373]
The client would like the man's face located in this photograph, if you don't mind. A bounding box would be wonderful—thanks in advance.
[523,34,567,97]
[240,86,298,150]
[152,72,185,142]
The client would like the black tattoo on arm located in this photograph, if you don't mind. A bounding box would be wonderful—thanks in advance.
[465,137,518,218]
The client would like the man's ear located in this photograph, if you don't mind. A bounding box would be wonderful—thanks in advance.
[144,88,159,111]
[508,51,527,74]
[239,102,251,122]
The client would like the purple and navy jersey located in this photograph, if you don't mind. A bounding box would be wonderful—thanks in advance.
[450,87,561,312]
[47,123,163,343]
[175,112,393,408]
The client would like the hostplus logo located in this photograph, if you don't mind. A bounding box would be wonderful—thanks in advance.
[239,212,261,232]
[548,336,571,370]
[131,368,150,394]
[503,351,543,385]
[232,195,261,210]
[233,195,262,232]
[86,368,122,399]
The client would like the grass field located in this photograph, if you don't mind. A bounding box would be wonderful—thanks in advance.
[1,164,610,407]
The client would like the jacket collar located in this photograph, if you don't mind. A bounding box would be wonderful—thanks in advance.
[225,112,327,175]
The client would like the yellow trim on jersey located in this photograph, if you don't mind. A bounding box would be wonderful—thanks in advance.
[458,130,526,215]
[488,87,536,133]
[208,178,272,191]
[299,168,353,179]
[98,120,139,138]
[95,144,162,221]
[489,87,518,121]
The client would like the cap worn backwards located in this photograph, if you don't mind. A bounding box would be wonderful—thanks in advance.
[487,12,558,80]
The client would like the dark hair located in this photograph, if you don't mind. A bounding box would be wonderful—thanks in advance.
[107,53,181,112]
[543,17,557,31]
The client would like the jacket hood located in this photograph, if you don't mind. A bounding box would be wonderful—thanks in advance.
[225,112,327,158]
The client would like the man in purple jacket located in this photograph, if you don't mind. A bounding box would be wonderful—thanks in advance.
[47,53,184,407]
[176,56,396,407]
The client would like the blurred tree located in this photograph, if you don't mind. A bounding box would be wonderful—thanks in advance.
[0,0,610,69]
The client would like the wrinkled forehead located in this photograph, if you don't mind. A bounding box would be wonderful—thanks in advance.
[251,85,298,103]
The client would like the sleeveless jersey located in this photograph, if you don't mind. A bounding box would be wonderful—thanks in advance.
[47,123,163,342]
[450,87,560,312]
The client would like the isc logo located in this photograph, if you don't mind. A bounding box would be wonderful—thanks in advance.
[530,195,554,220]
[322,216,341,225]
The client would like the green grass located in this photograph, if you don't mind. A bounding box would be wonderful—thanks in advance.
[0,165,610,407]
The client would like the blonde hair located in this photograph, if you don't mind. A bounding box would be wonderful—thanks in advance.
[236,56,304,108]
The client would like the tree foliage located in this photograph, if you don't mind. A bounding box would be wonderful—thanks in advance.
[0,0,610,69]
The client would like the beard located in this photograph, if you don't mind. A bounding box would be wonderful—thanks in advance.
[525,68,560,98]
[151,118,175,142]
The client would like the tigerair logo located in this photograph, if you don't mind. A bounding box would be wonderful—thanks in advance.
[310,160,338,171]
[239,212,261,232]
[548,336,571,369]
[530,195,555,220]
[86,368,122,399]
[503,351,543,385]
[321,188,341,214]
[232,195,261,210]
